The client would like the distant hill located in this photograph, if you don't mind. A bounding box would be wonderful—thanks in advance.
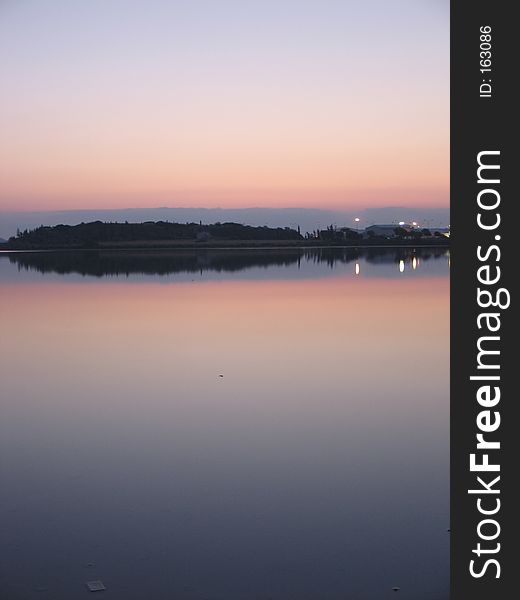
[7,221,303,249]
[0,206,450,240]
[5,219,450,250]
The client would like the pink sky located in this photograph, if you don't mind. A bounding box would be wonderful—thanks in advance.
[0,0,449,213]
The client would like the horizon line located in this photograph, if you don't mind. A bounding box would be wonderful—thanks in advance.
[0,204,450,215]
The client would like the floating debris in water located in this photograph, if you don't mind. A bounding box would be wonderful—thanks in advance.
[218,374,224,378]
[392,587,401,592]
[447,528,451,532]
[86,580,106,592]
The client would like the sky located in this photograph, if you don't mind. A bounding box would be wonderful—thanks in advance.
[0,0,449,213]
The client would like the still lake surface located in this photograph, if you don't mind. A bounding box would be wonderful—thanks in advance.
[0,248,449,600]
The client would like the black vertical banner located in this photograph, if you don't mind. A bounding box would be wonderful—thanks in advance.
[451,2,516,599]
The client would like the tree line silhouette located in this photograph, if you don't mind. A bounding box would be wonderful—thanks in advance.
[8,221,303,249]
[4,220,450,250]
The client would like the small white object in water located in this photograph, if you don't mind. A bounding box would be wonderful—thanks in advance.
[86,580,106,592]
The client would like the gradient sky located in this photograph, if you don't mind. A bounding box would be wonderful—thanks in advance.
[0,0,449,212]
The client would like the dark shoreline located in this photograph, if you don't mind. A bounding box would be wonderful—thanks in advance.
[0,239,449,252]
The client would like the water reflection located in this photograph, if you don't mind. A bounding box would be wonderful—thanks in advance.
[0,249,449,600]
[5,247,449,279]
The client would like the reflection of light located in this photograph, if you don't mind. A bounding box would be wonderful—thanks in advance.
[412,256,417,270]
[412,221,418,227]
[448,256,451,268]
[399,260,405,273]
[354,217,360,223]
[355,262,360,276]
[399,221,405,226]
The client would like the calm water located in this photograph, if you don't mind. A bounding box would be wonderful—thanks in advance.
[0,248,449,600]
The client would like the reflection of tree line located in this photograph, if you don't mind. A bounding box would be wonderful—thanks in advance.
[9,247,449,278]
